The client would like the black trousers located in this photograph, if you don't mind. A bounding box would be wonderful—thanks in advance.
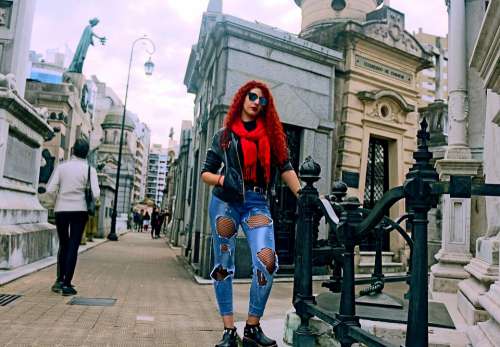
[154,225,161,237]
[55,211,88,286]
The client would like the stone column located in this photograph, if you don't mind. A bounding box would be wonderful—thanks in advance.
[430,0,482,293]
[445,0,470,160]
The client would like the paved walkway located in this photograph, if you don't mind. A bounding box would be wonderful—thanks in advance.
[0,233,225,346]
[0,232,299,346]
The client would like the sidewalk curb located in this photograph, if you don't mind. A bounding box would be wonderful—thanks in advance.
[0,236,111,286]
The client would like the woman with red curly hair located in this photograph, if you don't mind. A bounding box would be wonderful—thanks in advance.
[201,80,301,347]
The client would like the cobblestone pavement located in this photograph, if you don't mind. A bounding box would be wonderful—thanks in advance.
[0,233,226,347]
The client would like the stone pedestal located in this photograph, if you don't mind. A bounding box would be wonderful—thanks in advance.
[467,280,500,346]
[458,244,498,324]
[430,159,482,293]
[0,81,56,269]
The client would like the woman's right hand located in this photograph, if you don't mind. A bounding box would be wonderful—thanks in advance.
[200,172,225,187]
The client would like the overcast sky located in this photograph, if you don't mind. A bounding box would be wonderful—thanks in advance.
[30,0,448,147]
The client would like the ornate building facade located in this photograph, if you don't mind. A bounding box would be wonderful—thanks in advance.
[97,108,136,215]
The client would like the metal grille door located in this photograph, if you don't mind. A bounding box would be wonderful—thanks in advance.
[362,137,390,250]
[270,125,301,268]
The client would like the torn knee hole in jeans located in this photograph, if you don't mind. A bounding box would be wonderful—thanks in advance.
[257,248,276,274]
[246,214,271,229]
[220,244,229,253]
[211,264,232,281]
[216,216,236,238]
[257,270,267,286]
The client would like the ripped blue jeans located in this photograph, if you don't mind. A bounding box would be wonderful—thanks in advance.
[209,191,278,318]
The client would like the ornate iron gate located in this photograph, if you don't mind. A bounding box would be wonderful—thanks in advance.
[292,118,500,347]
[363,137,390,251]
[270,125,301,267]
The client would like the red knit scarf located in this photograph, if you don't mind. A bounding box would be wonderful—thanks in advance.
[231,117,271,184]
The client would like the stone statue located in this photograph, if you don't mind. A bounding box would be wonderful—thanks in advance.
[67,18,106,73]
[39,149,55,184]
[0,73,18,93]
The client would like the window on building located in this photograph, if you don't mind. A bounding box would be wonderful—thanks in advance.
[113,130,118,144]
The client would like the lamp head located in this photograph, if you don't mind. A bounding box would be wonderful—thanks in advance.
[144,57,154,76]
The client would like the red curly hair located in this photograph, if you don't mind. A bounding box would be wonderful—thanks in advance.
[221,80,288,165]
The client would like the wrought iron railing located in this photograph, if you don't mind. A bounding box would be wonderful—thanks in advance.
[293,118,500,347]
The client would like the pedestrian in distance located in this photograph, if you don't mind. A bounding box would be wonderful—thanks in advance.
[151,207,160,239]
[46,138,100,296]
[157,209,167,238]
[143,211,151,233]
[133,210,140,232]
[138,209,145,232]
[127,208,133,230]
[201,80,301,347]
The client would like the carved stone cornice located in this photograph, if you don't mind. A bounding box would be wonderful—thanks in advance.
[0,89,53,140]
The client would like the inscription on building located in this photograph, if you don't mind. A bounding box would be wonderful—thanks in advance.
[4,132,37,184]
[355,55,412,84]
[342,170,360,188]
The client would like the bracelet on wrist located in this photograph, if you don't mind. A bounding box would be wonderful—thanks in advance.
[217,175,223,187]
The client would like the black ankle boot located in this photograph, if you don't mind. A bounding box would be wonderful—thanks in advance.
[215,327,239,347]
[243,324,277,347]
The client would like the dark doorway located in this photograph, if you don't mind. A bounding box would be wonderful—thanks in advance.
[362,137,390,251]
[270,125,301,270]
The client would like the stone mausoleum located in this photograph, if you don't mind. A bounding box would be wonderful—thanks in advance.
[0,0,57,270]
[169,0,434,281]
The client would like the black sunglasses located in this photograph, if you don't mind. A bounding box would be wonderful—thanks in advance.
[247,92,268,106]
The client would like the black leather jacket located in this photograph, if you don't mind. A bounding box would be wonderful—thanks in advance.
[201,128,294,203]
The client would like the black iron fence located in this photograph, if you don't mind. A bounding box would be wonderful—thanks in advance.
[293,118,500,347]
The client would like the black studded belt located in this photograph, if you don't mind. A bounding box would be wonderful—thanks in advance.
[246,185,267,194]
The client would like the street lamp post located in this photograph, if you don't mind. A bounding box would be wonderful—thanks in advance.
[108,36,155,241]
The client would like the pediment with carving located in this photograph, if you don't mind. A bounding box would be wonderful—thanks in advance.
[357,90,414,124]
[362,22,426,59]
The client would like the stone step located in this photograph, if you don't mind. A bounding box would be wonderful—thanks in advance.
[359,251,396,264]
[357,262,406,274]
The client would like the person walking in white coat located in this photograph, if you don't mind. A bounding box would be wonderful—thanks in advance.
[46,139,100,296]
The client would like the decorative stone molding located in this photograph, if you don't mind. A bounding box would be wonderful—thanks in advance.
[357,90,415,112]
[0,1,12,28]
[358,90,414,124]
[469,0,500,93]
